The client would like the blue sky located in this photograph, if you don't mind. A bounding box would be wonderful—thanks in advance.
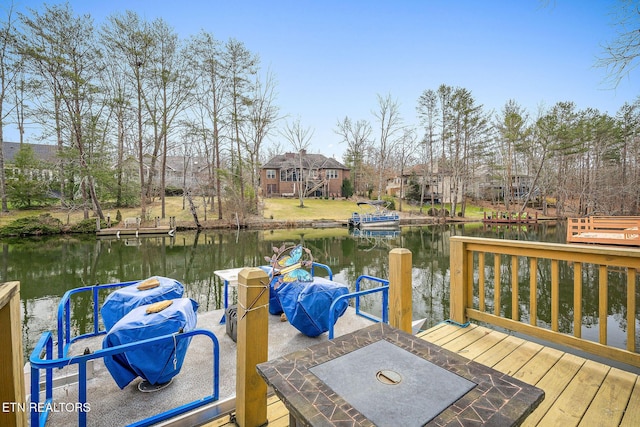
[8,0,640,161]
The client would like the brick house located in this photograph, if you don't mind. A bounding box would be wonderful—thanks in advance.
[260,150,350,197]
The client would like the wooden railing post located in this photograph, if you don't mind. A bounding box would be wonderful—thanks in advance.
[449,237,469,325]
[389,248,412,333]
[236,268,269,427]
[0,281,27,427]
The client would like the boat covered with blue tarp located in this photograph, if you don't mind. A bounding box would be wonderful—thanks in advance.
[276,277,349,337]
[102,297,199,389]
[101,276,184,330]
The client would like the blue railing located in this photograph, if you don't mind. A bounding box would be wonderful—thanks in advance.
[309,262,333,280]
[30,328,220,427]
[328,274,389,339]
[57,281,138,359]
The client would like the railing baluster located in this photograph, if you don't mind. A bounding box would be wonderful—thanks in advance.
[494,254,501,317]
[573,262,582,339]
[628,268,636,352]
[78,360,87,427]
[511,255,519,321]
[529,257,537,326]
[478,252,485,312]
[551,260,559,332]
[599,265,608,345]
[467,249,474,310]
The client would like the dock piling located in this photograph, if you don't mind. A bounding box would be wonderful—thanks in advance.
[236,268,269,427]
[389,248,413,333]
[0,281,27,427]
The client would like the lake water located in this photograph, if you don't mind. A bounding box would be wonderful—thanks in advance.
[4,220,636,360]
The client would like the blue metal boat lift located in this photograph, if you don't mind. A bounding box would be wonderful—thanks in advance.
[29,271,390,426]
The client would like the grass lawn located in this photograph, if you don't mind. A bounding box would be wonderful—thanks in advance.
[0,196,493,228]
[0,197,196,228]
[262,198,361,221]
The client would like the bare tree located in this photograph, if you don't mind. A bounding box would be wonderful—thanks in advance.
[416,89,439,212]
[0,2,19,212]
[100,47,135,207]
[372,93,403,200]
[334,116,372,196]
[101,11,156,219]
[597,0,640,87]
[186,30,228,220]
[494,100,529,211]
[446,87,488,217]
[394,127,417,212]
[280,118,313,208]
[616,100,640,214]
[143,19,193,218]
[222,38,257,207]
[240,70,279,213]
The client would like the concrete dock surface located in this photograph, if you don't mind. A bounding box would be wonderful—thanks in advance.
[34,307,376,427]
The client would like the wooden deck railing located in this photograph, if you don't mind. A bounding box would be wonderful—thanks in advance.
[566,216,640,246]
[449,236,640,368]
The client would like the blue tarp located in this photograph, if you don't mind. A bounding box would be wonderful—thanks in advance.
[102,298,198,389]
[276,277,349,337]
[101,276,184,331]
[256,265,284,315]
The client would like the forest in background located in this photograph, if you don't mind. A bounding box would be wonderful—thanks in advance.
[1,2,639,224]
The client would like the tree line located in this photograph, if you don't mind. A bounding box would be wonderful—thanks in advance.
[1,2,639,222]
[337,87,640,218]
[0,2,279,223]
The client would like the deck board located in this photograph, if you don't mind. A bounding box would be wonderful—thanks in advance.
[511,346,564,385]
[619,377,640,426]
[203,323,640,426]
[580,367,636,426]
[474,334,526,367]
[493,340,543,375]
[537,359,609,426]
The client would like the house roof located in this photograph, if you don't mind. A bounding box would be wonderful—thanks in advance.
[262,151,349,170]
[3,142,58,164]
[164,156,208,173]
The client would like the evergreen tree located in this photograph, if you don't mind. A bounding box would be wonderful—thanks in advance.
[7,145,50,208]
[341,178,353,198]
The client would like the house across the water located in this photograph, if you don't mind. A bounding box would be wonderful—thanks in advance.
[260,150,350,198]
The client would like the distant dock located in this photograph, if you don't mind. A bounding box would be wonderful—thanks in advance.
[482,211,538,224]
[95,216,176,237]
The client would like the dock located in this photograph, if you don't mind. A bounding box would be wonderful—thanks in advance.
[16,239,640,426]
[29,307,376,427]
[566,216,640,246]
[95,216,176,237]
[205,322,640,427]
[483,211,538,224]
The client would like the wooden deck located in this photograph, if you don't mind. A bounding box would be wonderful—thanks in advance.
[205,322,640,426]
[566,216,640,246]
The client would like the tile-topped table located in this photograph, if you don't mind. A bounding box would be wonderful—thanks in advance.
[257,322,544,426]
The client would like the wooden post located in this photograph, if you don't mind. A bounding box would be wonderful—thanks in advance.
[236,268,269,427]
[449,237,469,324]
[389,248,412,333]
[0,282,27,427]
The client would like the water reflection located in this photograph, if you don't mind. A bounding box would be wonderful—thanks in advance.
[3,221,637,359]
